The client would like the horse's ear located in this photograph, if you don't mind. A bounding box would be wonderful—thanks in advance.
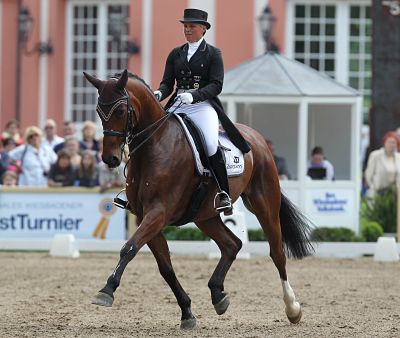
[83,72,103,91]
[116,69,128,90]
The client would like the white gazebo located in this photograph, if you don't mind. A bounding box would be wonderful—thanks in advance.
[220,53,363,233]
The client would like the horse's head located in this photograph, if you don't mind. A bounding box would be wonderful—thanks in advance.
[83,69,133,168]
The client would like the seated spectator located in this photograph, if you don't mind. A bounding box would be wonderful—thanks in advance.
[0,138,17,184]
[265,139,291,180]
[63,136,82,168]
[81,120,99,153]
[9,126,57,187]
[95,137,103,163]
[42,119,64,149]
[77,150,99,187]
[1,120,23,145]
[54,121,86,153]
[364,131,400,198]
[99,160,125,193]
[307,146,334,180]
[48,150,77,187]
[1,170,18,187]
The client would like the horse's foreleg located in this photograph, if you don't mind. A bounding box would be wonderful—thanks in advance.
[196,216,242,316]
[148,232,196,330]
[92,210,165,307]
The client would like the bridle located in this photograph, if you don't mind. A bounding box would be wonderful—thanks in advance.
[96,88,134,140]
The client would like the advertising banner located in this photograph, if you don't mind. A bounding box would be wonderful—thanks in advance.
[0,190,126,240]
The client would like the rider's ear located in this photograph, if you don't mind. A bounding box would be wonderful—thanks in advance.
[83,72,103,91]
[116,69,128,90]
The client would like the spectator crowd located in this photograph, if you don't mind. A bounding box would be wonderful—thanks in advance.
[0,119,125,193]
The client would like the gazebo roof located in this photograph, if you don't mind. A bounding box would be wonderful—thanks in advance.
[221,53,360,97]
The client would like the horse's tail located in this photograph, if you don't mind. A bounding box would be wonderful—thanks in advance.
[279,193,314,259]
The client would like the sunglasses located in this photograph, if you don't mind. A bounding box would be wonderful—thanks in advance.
[29,134,39,139]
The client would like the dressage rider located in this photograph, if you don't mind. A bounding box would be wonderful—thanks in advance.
[154,8,247,214]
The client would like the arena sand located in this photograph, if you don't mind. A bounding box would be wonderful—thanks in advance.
[0,252,399,337]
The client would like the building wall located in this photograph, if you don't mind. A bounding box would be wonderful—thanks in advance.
[0,0,275,131]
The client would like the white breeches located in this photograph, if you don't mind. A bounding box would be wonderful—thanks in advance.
[168,99,219,156]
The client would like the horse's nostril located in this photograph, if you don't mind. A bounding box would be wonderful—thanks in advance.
[110,156,120,167]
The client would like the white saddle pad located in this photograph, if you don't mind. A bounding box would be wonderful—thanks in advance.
[173,113,245,177]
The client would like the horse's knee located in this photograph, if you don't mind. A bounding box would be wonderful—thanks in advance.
[120,242,137,260]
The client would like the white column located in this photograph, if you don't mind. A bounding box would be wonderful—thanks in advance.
[38,0,50,127]
[64,2,72,121]
[0,0,2,114]
[141,0,152,84]
[297,99,308,210]
[285,1,294,58]
[352,97,362,233]
[97,5,107,80]
[336,3,349,84]
[188,0,215,45]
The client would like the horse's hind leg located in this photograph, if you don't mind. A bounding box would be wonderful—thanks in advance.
[243,193,302,324]
[147,232,196,330]
[195,216,242,316]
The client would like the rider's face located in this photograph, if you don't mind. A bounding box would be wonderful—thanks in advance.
[183,23,205,43]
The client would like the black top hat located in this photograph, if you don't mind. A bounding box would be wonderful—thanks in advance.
[179,8,211,30]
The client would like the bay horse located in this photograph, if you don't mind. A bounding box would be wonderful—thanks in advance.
[83,69,313,330]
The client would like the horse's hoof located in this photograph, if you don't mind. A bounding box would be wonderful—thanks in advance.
[91,292,114,307]
[180,317,197,330]
[287,308,302,324]
[214,294,230,315]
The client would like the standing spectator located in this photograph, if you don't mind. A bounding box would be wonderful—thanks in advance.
[1,170,18,187]
[48,150,77,187]
[0,138,17,183]
[9,126,57,187]
[54,121,86,153]
[77,150,99,187]
[81,120,99,153]
[1,120,23,145]
[307,146,334,180]
[364,131,400,198]
[265,139,291,180]
[63,136,82,168]
[42,119,64,149]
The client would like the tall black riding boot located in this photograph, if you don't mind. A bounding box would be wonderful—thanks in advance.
[208,148,233,214]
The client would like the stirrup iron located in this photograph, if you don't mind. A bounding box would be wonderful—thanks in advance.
[113,188,129,209]
[213,191,233,211]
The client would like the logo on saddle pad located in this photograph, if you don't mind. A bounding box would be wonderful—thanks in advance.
[234,156,239,164]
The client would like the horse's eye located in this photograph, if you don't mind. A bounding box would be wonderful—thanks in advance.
[115,109,125,117]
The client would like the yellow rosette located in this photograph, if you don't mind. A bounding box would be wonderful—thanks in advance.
[93,198,117,239]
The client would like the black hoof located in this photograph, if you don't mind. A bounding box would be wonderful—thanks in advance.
[91,292,114,307]
[214,294,230,315]
[180,317,197,330]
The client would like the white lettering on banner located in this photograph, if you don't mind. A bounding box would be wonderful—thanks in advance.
[0,214,82,231]
[313,192,347,212]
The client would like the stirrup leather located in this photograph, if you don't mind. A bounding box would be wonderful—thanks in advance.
[213,191,232,211]
[113,188,129,209]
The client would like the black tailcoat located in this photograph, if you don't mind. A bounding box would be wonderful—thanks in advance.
[157,40,250,153]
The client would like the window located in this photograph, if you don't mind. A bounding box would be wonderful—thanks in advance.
[67,2,130,123]
[293,4,336,77]
[292,2,372,121]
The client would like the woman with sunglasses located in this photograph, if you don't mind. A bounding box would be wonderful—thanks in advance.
[9,126,57,186]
